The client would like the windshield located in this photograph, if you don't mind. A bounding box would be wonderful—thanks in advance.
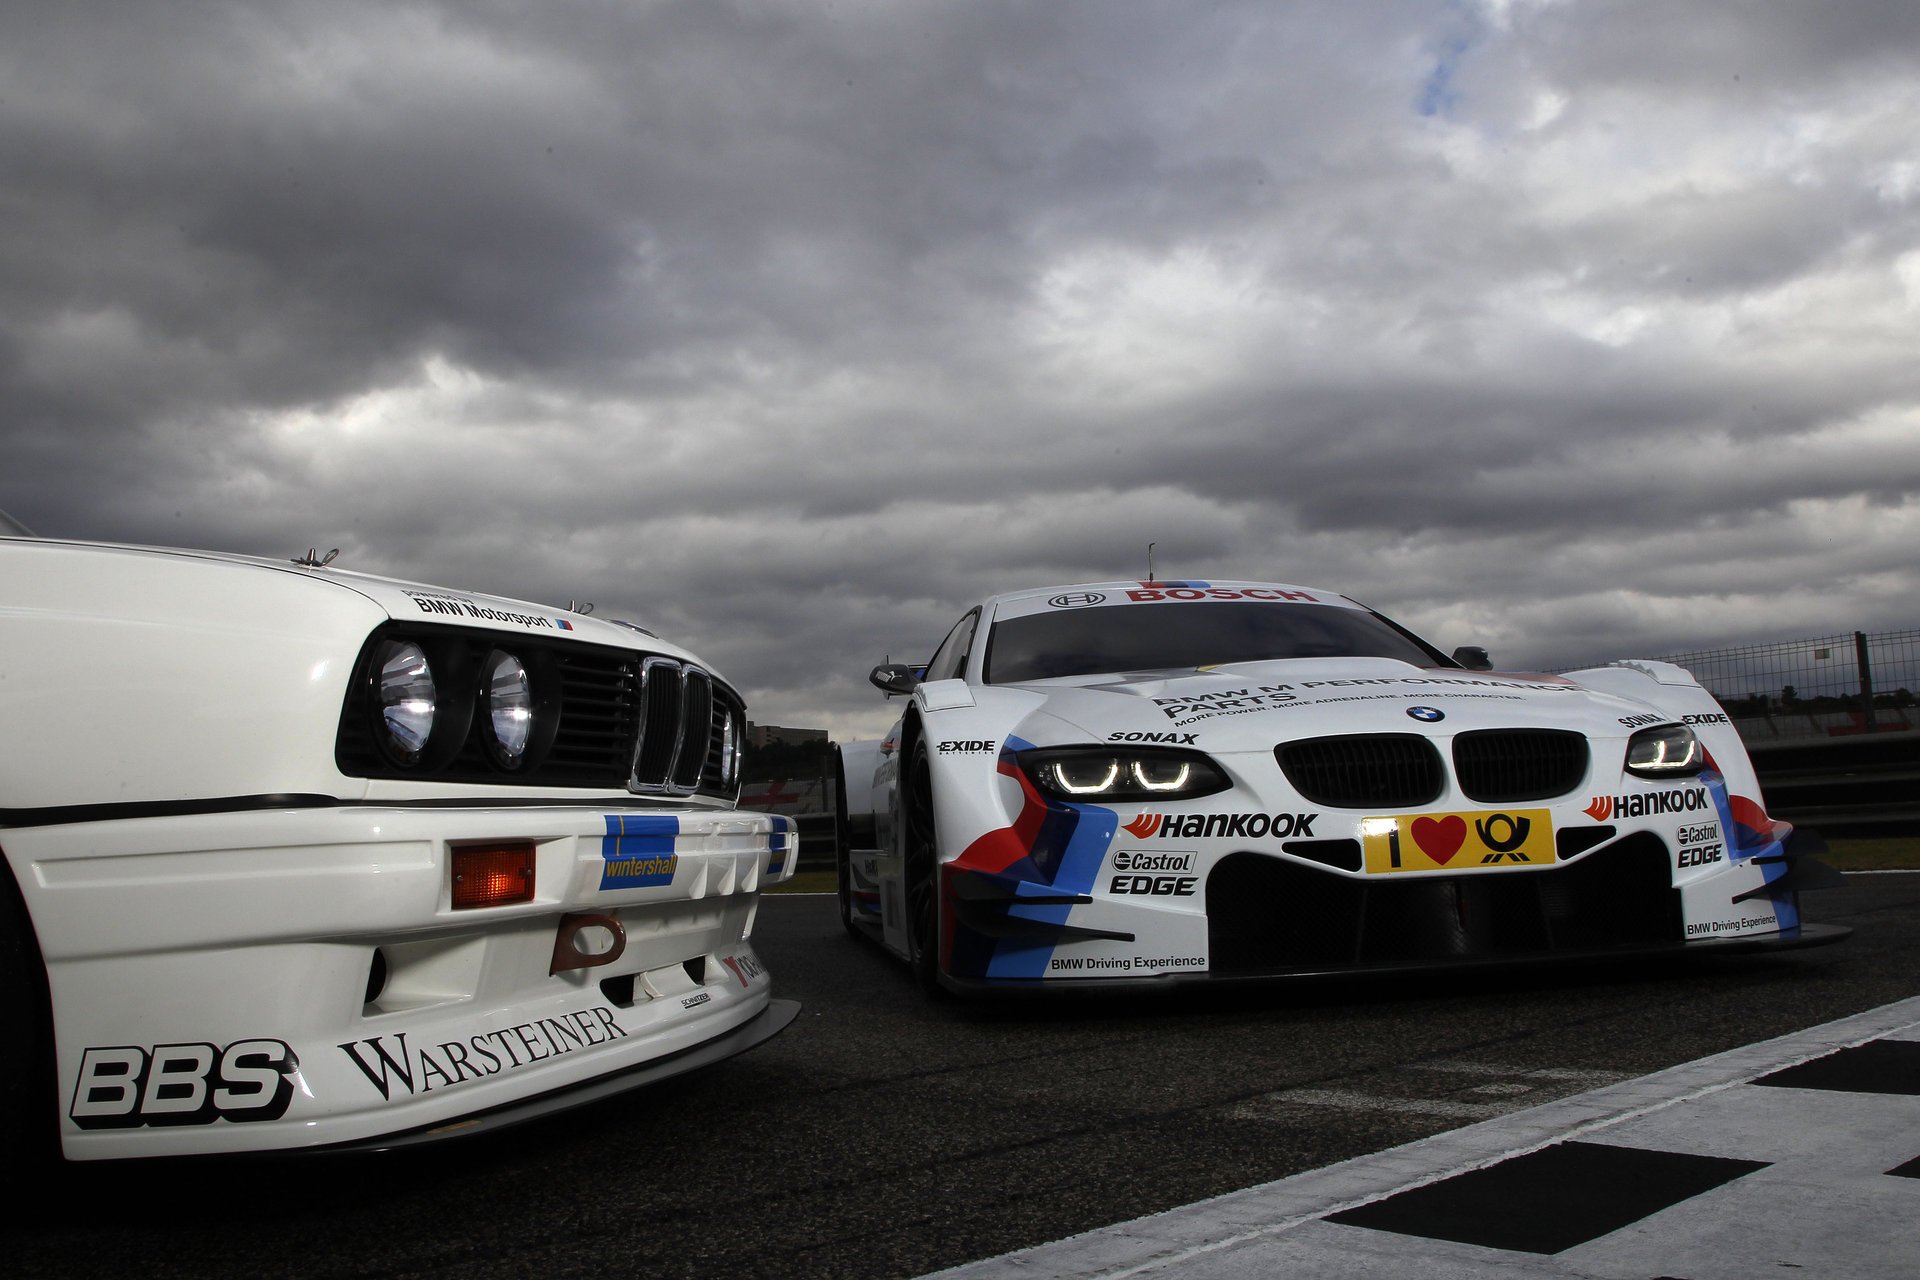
[0,507,33,537]
[983,601,1448,684]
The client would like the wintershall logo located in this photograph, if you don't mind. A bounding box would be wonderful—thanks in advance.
[601,814,679,889]
[602,853,677,884]
[1122,812,1317,840]
[339,1007,628,1100]
[1583,788,1712,822]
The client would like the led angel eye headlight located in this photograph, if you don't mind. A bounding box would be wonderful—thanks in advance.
[1130,759,1193,792]
[1019,748,1230,802]
[1624,724,1703,778]
[482,649,534,766]
[375,639,437,764]
[1042,757,1122,795]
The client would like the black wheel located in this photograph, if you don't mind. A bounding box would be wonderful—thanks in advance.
[833,748,860,939]
[0,861,59,1162]
[902,741,945,995]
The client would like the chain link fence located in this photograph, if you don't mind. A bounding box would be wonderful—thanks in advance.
[1629,628,1920,743]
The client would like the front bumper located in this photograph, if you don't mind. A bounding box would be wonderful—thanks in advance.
[3,801,797,1159]
[932,800,1847,990]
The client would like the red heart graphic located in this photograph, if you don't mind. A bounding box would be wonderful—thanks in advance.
[1410,815,1467,864]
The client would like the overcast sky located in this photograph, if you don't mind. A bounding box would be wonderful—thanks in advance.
[5,0,1918,739]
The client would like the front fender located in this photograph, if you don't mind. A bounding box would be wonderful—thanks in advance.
[1567,661,1774,837]
[912,687,1052,862]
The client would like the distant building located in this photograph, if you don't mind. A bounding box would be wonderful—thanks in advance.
[747,722,829,749]
[738,777,827,814]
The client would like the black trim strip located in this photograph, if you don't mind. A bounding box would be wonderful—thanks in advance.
[2,793,728,829]
[3,794,339,828]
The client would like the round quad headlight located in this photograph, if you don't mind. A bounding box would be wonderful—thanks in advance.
[483,649,534,767]
[375,639,437,763]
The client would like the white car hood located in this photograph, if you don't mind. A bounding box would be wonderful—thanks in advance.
[1013,657,1650,749]
[7,535,707,668]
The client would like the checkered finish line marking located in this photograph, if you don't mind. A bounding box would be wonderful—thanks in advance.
[925,994,1920,1279]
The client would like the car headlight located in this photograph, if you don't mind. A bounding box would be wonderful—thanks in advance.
[375,639,437,764]
[1624,724,1703,778]
[1017,747,1230,802]
[482,649,534,767]
[719,707,741,788]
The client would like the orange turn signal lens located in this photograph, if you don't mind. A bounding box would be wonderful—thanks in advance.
[451,842,536,909]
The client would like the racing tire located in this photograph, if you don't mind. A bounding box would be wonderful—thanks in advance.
[833,747,861,940]
[902,741,946,997]
[0,861,59,1163]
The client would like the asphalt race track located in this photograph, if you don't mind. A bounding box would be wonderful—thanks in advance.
[5,875,1917,1279]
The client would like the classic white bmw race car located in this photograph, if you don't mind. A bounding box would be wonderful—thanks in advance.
[0,515,796,1159]
[837,580,1847,994]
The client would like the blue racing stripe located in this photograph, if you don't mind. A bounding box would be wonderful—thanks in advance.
[985,802,1119,980]
[600,813,680,889]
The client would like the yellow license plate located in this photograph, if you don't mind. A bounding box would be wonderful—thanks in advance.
[1361,809,1555,873]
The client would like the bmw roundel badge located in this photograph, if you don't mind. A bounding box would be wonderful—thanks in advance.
[1407,706,1445,722]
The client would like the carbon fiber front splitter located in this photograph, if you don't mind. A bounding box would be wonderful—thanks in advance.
[935,924,1853,996]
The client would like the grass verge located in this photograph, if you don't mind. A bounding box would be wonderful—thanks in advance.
[1822,836,1920,872]
[767,870,837,894]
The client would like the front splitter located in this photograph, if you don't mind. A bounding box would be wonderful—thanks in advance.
[937,924,1854,996]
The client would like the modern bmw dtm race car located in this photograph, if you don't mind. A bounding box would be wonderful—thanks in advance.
[836,580,1848,994]
[0,516,796,1159]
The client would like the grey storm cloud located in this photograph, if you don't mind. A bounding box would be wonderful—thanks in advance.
[4,0,1918,737]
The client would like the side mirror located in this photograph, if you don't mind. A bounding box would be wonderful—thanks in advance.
[869,663,924,696]
[1451,645,1493,671]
